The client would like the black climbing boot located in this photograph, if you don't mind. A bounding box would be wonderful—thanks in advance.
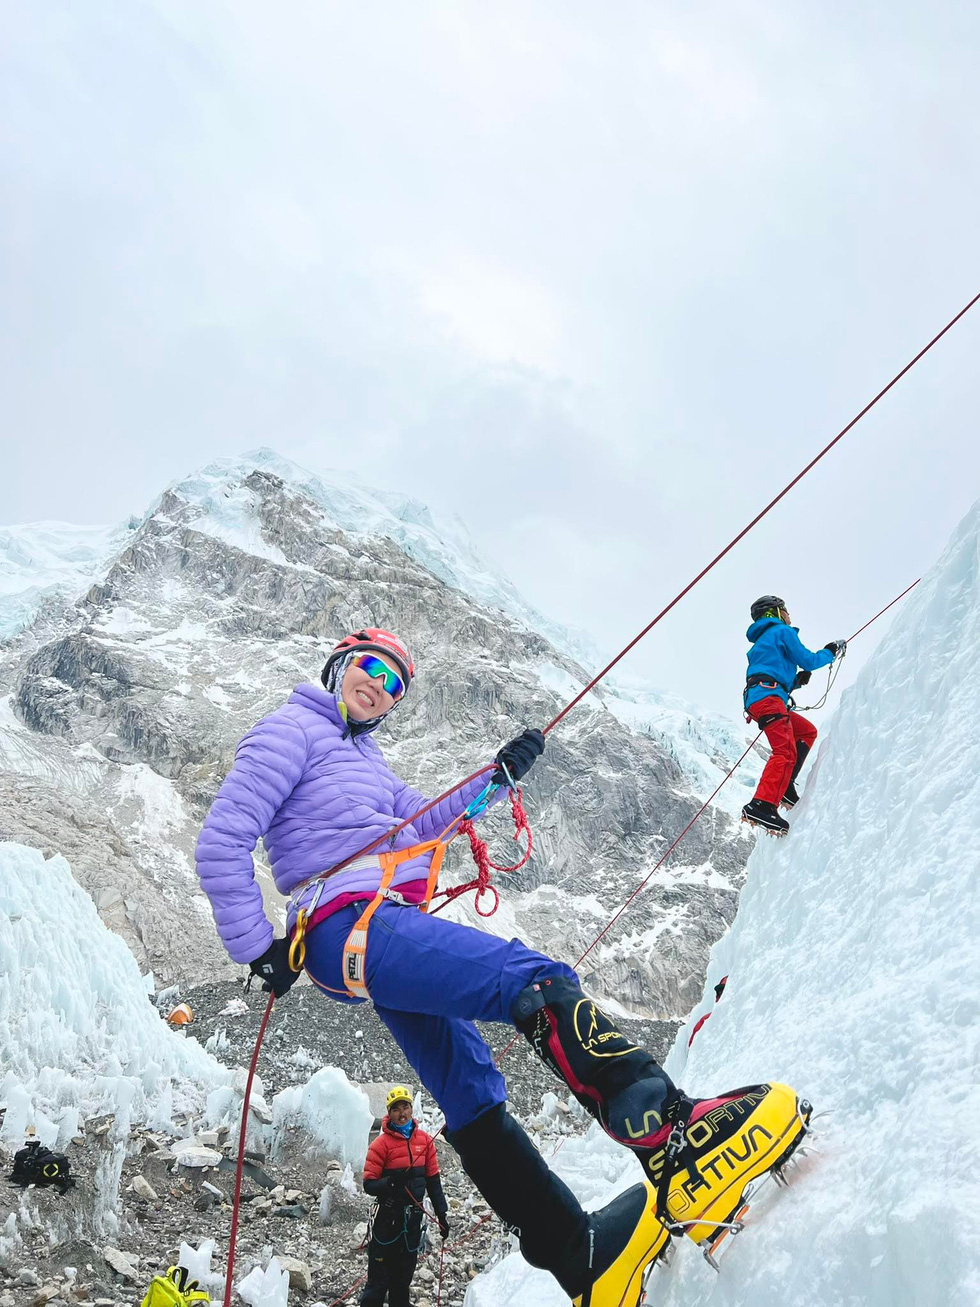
[780,741,811,809]
[512,975,680,1154]
[447,1103,668,1305]
[741,798,789,834]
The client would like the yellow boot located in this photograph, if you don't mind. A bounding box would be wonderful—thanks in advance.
[572,1182,670,1307]
[644,1082,812,1250]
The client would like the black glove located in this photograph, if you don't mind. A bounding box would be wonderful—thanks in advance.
[437,1213,450,1240]
[823,639,847,658]
[248,938,301,998]
[493,728,545,785]
[792,669,812,690]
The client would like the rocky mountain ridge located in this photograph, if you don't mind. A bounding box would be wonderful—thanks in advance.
[0,450,756,1016]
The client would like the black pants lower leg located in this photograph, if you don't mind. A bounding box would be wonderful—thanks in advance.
[512,974,679,1149]
[447,1103,589,1297]
[791,739,811,784]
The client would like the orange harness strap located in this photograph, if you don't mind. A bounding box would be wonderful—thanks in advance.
[288,835,453,995]
[341,839,448,999]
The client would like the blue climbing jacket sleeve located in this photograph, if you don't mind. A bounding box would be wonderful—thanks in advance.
[745,618,834,708]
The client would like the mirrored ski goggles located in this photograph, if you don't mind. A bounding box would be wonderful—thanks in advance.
[352,653,406,700]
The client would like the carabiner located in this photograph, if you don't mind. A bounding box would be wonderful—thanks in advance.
[289,909,308,973]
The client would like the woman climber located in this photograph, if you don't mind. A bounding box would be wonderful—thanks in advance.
[741,595,846,835]
[196,626,813,1306]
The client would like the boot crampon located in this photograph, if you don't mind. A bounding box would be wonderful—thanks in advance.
[514,976,813,1295]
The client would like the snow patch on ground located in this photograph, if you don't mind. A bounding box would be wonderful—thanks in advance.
[466,500,980,1307]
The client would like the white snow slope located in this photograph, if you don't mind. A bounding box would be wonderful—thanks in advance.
[468,502,980,1306]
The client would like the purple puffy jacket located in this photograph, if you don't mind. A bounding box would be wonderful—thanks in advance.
[195,683,493,963]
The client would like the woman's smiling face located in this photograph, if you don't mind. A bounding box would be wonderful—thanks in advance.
[341,652,401,721]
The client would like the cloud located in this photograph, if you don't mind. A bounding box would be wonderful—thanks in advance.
[2,0,978,713]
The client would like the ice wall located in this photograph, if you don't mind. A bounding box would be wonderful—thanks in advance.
[469,503,980,1307]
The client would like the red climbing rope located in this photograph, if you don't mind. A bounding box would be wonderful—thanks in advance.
[302,292,975,889]
[222,989,275,1307]
[848,578,920,642]
[228,577,922,1304]
[323,1210,495,1307]
[432,787,533,918]
[220,278,952,1300]
[544,293,979,735]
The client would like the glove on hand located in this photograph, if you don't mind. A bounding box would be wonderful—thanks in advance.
[823,639,847,658]
[792,669,812,690]
[249,938,301,998]
[493,728,545,785]
[438,1214,451,1240]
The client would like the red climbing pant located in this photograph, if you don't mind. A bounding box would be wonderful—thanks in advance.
[747,695,818,806]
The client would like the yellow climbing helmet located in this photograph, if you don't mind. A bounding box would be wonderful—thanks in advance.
[386,1085,413,1111]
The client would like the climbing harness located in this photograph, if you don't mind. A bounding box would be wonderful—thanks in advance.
[288,838,450,997]
[368,1200,429,1256]
[286,768,531,993]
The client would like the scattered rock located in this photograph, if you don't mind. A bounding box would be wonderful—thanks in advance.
[277,1258,312,1293]
[17,1270,41,1287]
[129,1175,158,1203]
[350,1222,368,1249]
[197,1131,219,1148]
[102,1249,138,1282]
[274,1204,308,1219]
[218,997,249,1017]
[173,1144,223,1169]
[32,1287,62,1306]
[249,1095,273,1125]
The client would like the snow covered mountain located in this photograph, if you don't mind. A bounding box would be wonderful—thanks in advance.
[468,500,980,1306]
[0,520,135,641]
[0,450,756,1015]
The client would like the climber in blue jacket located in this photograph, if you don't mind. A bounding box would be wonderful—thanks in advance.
[742,595,846,835]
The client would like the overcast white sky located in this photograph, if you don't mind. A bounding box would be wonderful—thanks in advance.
[3,1,978,715]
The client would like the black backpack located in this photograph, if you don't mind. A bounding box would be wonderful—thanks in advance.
[9,1141,75,1194]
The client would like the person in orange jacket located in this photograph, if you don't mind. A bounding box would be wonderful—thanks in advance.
[361,1086,449,1307]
